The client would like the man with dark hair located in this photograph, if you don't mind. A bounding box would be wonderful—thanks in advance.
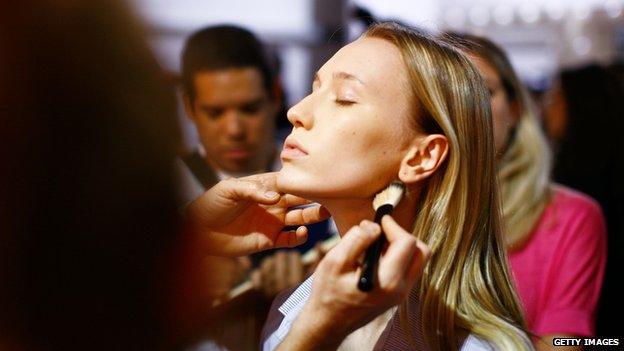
[177,25,333,350]
[180,25,280,185]
[177,25,332,251]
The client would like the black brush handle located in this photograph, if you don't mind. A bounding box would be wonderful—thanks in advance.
[358,204,393,292]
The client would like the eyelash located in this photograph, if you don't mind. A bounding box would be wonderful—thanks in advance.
[335,99,355,107]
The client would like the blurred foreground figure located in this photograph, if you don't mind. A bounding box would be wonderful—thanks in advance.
[0,0,180,349]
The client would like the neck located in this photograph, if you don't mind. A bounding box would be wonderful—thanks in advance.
[320,190,419,237]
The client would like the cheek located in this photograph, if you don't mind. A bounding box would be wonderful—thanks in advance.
[491,97,514,151]
[195,120,221,144]
[278,124,402,199]
[248,114,273,138]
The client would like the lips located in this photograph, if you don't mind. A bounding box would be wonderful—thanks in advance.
[281,137,308,160]
[223,148,251,160]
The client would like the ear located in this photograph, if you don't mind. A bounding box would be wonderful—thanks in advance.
[398,134,449,185]
[183,92,197,121]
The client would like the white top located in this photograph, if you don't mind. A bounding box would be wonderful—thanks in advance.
[263,276,496,351]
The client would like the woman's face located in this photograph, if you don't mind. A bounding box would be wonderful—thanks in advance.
[277,37,416,200]
[470,55,518,155]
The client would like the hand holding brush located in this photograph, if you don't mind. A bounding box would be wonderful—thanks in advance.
[358,181,405,291]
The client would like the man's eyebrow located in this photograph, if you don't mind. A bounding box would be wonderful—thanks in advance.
[199,104,221,111]
[198,97,265,110]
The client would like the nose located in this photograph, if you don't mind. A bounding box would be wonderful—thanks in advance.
[287,94,314,130]
[223,111,245,138]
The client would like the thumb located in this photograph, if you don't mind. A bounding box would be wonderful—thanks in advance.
[223,178,282,205]
[380,215,411,242]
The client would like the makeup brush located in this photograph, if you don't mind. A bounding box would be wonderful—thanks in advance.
[358,181,405,292]
[223,234,341,305]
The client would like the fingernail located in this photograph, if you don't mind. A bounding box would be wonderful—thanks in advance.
[264,191,278,198]
[361,221,380,235]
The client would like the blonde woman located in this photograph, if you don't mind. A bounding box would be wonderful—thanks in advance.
[261,23,532,350]
[444,34,607,350]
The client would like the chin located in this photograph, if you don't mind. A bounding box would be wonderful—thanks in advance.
[276,166,316,198]
[277,165,376,201]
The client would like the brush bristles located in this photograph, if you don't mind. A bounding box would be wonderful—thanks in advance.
[372,181,405,211]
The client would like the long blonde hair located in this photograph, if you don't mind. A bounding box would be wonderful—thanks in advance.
[364,23,531,350]
[444,33,552,250]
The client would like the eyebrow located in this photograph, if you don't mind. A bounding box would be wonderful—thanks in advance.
[314,71,365,86]
[198,97,265,111]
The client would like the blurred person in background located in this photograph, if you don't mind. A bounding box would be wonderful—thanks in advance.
[178,24,334,257]
[179,25,280,189]
[445,33,607,350]
[177,24,335,350]
[545,64,624,339]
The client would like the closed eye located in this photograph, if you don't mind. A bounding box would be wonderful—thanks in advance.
[335,99,356,106]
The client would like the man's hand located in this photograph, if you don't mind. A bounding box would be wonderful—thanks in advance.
[186,172,330,257]
[252,251,305,298]
[278,216,430,351]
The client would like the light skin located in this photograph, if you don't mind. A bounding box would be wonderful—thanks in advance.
[186,172,330,257]
[184,173,430,350]
[273,37,444,347]
[469,55,582,351]
[278,37,448,236]
[183,67,278,175]
[185,37,438,349]
[183,68,309,298]
[278,216,430,351]
[173,173,330,342]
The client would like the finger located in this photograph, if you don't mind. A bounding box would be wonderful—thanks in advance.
[279,194,314,208]
[284,204,331,226]
[260,256,274,294]
[232,257,249,283]
[225,178,281,206]
[317,241,330,256]
[239,172,279,190]
[379,216,418,280]
[208,231,274,256]
[237,256,252,270]
[272,226,308,249]
[288,251,303,286]
[380,215,412,243]
[274,251,287,292]
[328,221,381,268]
[251,269,262,290]
[314,242,325,264]
[261,256,273,276]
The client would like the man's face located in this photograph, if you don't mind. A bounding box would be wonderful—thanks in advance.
[185,67,277,174]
